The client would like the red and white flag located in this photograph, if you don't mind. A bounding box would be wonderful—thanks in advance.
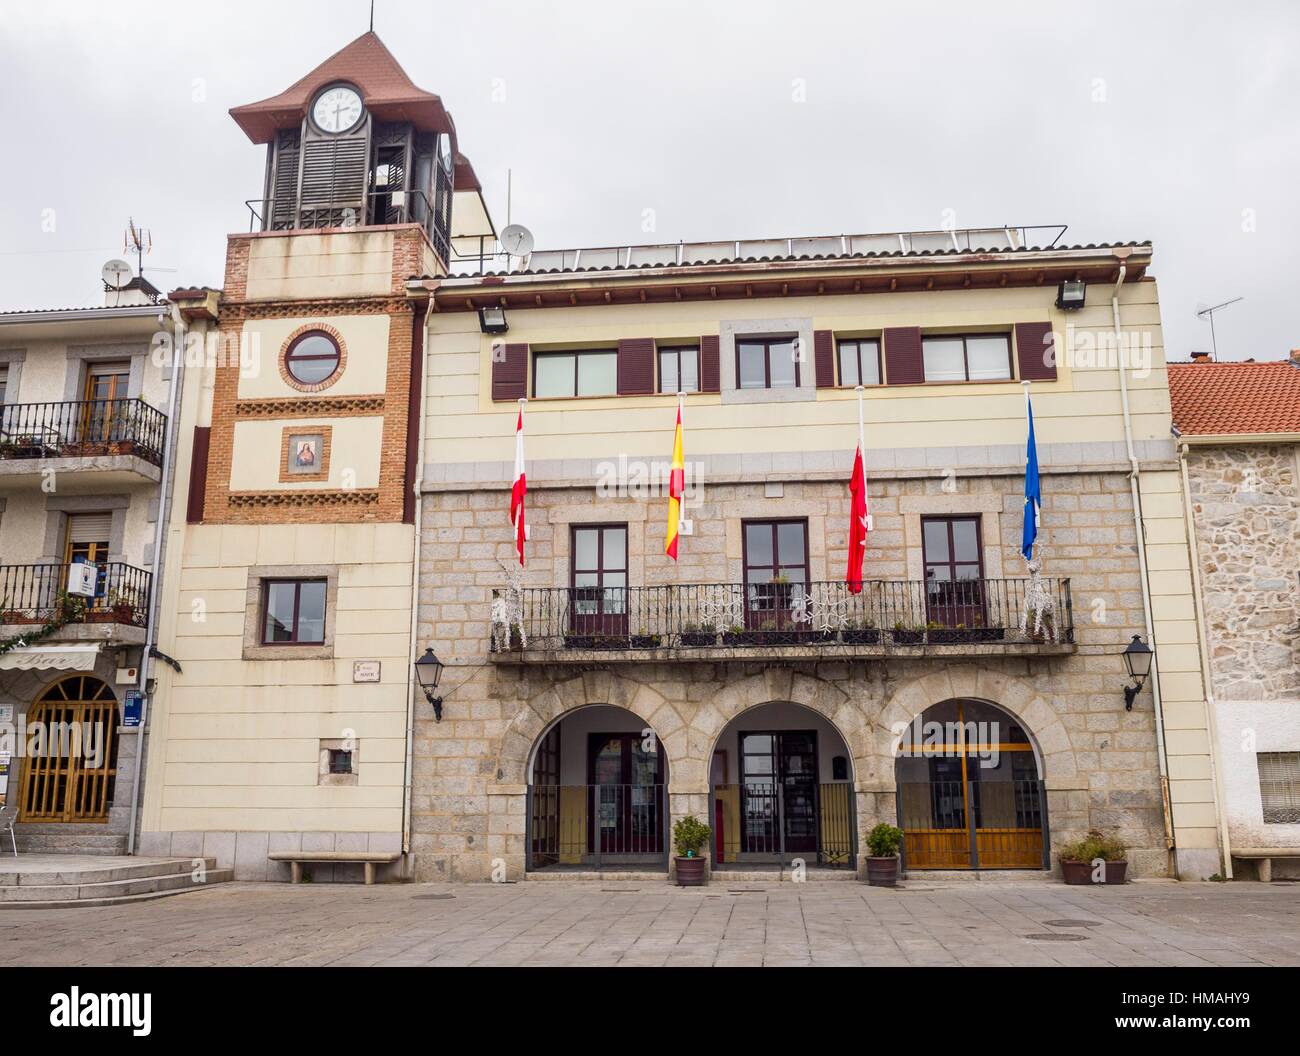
[510,403,527,565]
[846,444,870,592]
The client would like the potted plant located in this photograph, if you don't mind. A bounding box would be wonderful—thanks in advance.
[1058,829,1128,885]
[842,617,881,645]
[679,621,717,648]
[865,822,903,887]
[722,622,754,647]
[630,627,662,649]
[672,815,711,886]
[890,621,925,646]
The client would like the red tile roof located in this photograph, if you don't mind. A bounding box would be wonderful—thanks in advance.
[1168,360,1300,436]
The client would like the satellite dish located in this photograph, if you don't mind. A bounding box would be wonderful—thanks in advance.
[500,224,534,258]
[102,259,133,290]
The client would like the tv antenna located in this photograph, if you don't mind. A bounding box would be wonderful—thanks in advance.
[1195,297,1242,361]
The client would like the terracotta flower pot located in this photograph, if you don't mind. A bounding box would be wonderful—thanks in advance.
[674,855,707,887]
[865,855,899,887]
[1061,859,1128,885]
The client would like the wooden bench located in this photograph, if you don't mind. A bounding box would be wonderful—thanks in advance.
[268,851,401,886]
[1230,847,1300,882]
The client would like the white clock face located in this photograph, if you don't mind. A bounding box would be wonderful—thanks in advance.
[312,86,363,133]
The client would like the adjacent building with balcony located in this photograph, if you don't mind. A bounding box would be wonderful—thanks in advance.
[1170,354,1300,880]
[413,229,1221,883]
[0,288,176,851]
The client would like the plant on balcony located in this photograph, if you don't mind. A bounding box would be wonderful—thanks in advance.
[841,618,881,645]
[889,620,925,646]
[0,590,88,657]
[562,632,629,650]
[864,822,903,887]
[630,627,662,649]
[1058,828,1128,885]
[721,622,756,647]
[672,815,712,887]
[926,618,1009,645]
[679,621,717,647]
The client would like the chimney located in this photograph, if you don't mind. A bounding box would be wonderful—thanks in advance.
[1190,351,1212,363]
[104,275,161,308]
[1290,348,1300,369]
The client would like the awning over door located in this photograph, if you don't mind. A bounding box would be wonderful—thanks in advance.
[0,643,101,671]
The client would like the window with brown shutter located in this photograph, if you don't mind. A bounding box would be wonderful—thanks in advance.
[700,335,720,392]
[490,342,528,401]
[814,330,835,388]
[883,326,923,385]
[1014,322,1058,381]
[186,426,211,524]
[616,338,655,395]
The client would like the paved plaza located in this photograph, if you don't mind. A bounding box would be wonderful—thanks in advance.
[1,878,1298,967]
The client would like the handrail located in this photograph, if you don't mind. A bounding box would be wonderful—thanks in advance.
[0,563,153,628]
[0,398,166,467]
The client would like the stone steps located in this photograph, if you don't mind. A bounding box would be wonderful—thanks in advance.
[13,831,129,855]
[0,857,233,908]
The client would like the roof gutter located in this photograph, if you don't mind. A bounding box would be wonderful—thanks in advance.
[1176,431,1300,446]
[0,305,166,325]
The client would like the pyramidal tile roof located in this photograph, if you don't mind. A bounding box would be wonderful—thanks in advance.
[1168,360,1300,436]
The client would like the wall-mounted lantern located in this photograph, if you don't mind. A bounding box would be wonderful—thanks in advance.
[414,647,446,722]
[1122,634,1154,711]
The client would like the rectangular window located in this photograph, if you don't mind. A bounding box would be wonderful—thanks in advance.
[742,519,808,628]
[570,523,628,635]
[658,345,700,394]
[261,578,327,644]
[736,337,799,390]
[921,515,986,628]
[328,749,353,775]
[837,339,882,386]
[0,366,7,404]
[921,333,1012,383]
[533,349,617,398]
[1259,752,1300,823]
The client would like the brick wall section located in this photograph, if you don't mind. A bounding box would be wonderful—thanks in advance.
[202,228,424,525]
[1185,444,1300,700]
[411,470,1168,881]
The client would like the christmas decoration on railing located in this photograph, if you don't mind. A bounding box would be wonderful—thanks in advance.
[0,592,88,657]
[1020,554,1058,643]
[791,583,852,635]
[490,559,527,651]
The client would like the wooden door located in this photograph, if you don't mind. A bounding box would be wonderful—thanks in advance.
[19,676,119,822]
[82,362,130,445]
[570,524,628,638]
[921,516,986,628]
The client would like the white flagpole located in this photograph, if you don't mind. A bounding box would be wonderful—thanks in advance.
[517,396,528,542]
[855,384,865,455]
[676,389,686,533]
[1021,380,1037,529]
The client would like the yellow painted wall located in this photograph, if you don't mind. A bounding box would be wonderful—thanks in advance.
[244,231,396,302]
[229,416,384,491]
[237,315,391,400]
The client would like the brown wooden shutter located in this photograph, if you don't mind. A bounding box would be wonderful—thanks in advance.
[186,426,211,524]
[491,342,529,401]
[1015,322,1058,381]
[814,330,835,387]
[617,338,655,395]
[883,327,924,385]
[700,335,720,392]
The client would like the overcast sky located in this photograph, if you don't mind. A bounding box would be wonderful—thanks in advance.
[1,1,1295,361]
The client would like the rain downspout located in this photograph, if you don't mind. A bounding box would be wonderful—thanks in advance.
[127,304,185,854]
[1111,254,1176,873]
[1178,439,1232,876]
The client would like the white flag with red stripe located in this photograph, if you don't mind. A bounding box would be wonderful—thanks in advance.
[510,403,527,565]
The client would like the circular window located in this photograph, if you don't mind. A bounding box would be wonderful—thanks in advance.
[284,330,342,386]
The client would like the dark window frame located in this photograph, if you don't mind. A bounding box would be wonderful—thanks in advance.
[741,518,810,629]
[836,337,883,387]
[284,330,342,386]
[532,348,618,399]
[569,522,629,634]
[657,344,701,394]
[327,749,353,775]
[920,332,1014,384]
[735,335,801,390]
[260,577,328,646]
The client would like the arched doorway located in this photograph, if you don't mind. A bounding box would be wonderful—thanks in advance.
[895,699,1047,870]
[710,701,856,869]
[19,675,120,822]
[526,705,668,872]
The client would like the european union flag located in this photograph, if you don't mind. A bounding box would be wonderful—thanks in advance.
[1022,393,1041,559]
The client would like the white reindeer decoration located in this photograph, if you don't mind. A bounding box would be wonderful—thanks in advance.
[1020,553,1057,642]
[491,558,527,650]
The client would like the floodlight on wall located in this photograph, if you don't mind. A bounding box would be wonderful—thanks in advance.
[478,306,509,334]
[1056,279,1087,310]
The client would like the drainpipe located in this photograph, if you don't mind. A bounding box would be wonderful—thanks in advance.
[1111,257,1177,872]
[400,295,433,857]
[126,304,185,854]
[1178,440,1233,876]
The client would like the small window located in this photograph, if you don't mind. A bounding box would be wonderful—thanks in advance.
[1259,752,1300,823]
[262,578,327,644]
[0,366,7,403]
[837,339,881,386]
[533,349,617,398]
[737,337,799,390]
[922,333,1012,383]
[658,345,700,394]
[285,330,342,386]
[328,749,353,775]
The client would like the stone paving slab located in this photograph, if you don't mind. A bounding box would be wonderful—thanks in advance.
[0,879,1297,967]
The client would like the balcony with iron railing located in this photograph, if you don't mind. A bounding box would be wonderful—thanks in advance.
[0,399,167,477]
[491,577,1074,662]
[0,563,152,643]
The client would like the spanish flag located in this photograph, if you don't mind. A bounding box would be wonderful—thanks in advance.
[665,397,685,560]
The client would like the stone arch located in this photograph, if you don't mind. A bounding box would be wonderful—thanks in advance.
[875,664,1080,789]
[682,668,873,793]
[492,670,678,787]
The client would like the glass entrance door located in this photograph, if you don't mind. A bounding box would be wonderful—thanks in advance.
[739,731,819,854]
[587,732,664,855]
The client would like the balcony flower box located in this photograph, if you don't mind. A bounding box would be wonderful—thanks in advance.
[721,630,760,647]
[630,633,662,649]
[890,626,925,646]
[927,626,1006,645]
[679,629,718,647]
[841,626,881,645]
[562,633,630,651]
